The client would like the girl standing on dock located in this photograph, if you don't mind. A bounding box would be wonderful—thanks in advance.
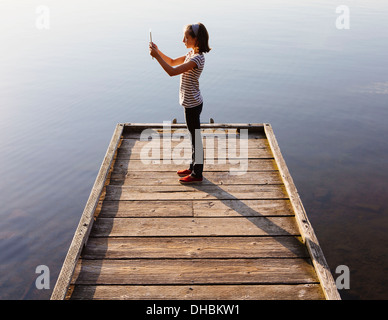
[149,23,211,183]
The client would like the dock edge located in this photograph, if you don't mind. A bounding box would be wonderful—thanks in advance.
[50,123,124,300]
[264,123,341,300]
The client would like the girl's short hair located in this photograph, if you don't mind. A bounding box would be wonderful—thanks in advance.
[185,23,211,53]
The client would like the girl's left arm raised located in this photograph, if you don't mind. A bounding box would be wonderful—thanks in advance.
[150,44,195,76]
[156,57,196,77]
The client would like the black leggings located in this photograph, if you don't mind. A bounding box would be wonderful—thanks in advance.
[184,103,203,178]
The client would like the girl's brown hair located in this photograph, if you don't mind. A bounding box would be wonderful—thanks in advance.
[185,23,211,54]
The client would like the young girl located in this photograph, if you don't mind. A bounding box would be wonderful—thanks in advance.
[149,23,211,183]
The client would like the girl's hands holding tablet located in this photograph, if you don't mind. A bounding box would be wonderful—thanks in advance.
[149,42,159,58]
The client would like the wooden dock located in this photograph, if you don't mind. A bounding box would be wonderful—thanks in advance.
[51,123,340,300]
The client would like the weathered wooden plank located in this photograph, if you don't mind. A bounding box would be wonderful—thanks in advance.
[122,129,267,139]
[122,122,265,132]
[117,137,269,150]
[128,123,265,128]
[193,199,293,217]
[70,284,325,300]
[89,217,299,237]
[122,133,269,148]
[113,159,276,173]
[264,124,341,300]
[103,184,287,201]
[82,236,308,259]
[109,171,282,186]
[116,147,273,160]
[98,200,193,217]
[71,258,319,285]
[97,199,293,218]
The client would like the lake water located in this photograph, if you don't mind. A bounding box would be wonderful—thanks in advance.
[1,0,387,300]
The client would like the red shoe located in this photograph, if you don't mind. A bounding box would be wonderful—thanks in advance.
[177,169,192,176]
[179,174,203,184]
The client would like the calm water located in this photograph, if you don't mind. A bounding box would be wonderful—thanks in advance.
[1,0,387,299]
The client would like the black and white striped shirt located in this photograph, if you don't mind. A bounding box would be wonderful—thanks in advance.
[179,51,205,108]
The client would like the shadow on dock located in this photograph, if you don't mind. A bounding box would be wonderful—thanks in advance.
[186,177,309,258]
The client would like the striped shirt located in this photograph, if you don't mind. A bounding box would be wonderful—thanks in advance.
[179,51,205,108]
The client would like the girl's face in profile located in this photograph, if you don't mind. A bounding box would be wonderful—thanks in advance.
[182,30,196,49]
